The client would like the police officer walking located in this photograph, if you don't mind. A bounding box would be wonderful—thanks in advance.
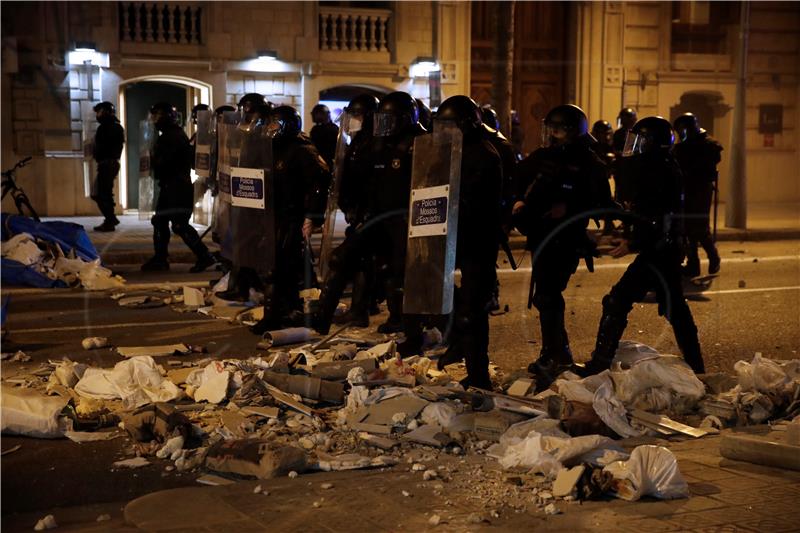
[591,119,617,235]
[313,91,424,335]
[142,102,216,273]
[673,113,722,278]
[432,96,503,389]
[512,104,609,388]
[576,116,705,376]
[612,108,638,209]
[310,104,339,169]
[91,101,125,232]
[250,105,331,334]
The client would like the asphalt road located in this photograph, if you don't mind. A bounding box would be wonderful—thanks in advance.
[1,239,798,525]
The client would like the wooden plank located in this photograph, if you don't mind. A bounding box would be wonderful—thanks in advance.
[631,409,710,438]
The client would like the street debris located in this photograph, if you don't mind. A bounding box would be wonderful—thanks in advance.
[3,308,799,522]
[81,337,109,350]
[33,514,57,531]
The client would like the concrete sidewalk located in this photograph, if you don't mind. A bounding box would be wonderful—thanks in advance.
[45,202,798,266]
[5,427,798,532]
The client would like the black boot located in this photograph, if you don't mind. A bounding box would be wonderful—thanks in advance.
[141,255,170,271]
[333,271,370,327]
[142,224,170,271]
[573,313,627,378]
[377,287,405,334]
[250,288,283,335]
[216,267,249,301]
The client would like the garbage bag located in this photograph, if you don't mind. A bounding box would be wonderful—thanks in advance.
[1,214,99,261]
[1,258,66,288]
[611,353,705,413]
[74,356,181,408]
[52,256,124,291]
[592,379,643,438]
[603,445,689,501]
[735,353,790,394]
[1,386,69,438]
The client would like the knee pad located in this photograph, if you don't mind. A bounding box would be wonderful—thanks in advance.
[602,293,630,317]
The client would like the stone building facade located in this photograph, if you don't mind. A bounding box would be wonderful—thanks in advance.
[1,1,798,216]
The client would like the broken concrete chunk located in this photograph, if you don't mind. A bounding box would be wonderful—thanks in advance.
[196,474,236,486]
[402,424,455,448]
[553,465,586,498]
[34,514,57,531]
[205,439,308,479]
[113,457,150,469]
[361,395,429,426]
[81,337,108,350]
[241,406,280,419]
[316,452,397,471]
[506,378,534,397]
[311,358,377,380]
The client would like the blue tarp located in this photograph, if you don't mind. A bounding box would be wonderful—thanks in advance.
[2,214,99,261]
[1,214,98,288]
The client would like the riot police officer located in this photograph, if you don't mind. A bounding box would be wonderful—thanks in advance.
[613,108,637,153]
[673,113,722,278]
[333,93,381,327]
[310,104,339,169]
[512,104,609,387]
[577,116,705,376]
[313,91,424,335]
[91,101,125,232]
[251,105,331,334]
[142,102,216,272]
[216,94,268,301]
[433,95,503,389]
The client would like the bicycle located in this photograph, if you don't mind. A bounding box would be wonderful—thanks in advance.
[1,156,39,221]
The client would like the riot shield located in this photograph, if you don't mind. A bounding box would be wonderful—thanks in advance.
[228,119,276,273]
[215,111,240,260]
[402,120,463,315]
[137,119,157,221]
[318,111,354,282]
[82,105,98,198]
[192,109,214,226]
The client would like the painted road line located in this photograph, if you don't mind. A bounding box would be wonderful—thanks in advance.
[9,318,239,335]
[701,285,800,296]
[2,280,211,296]
[498,254,800,273]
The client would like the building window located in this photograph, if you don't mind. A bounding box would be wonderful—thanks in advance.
[671,1,738,55]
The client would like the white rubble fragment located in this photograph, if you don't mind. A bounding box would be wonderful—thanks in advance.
[320,482,334,489]
[544,503,560,515]
[253,485,262,494]
[428,514,441,526]
[288,471,298,479]
[156,435,185,459]
[113,457,150,469]
[81,337,108,350]
[411,463,427,471]
[33,514,57,530]
[423,469,438,481]
[96,514,111,522]
[402,490,412,497]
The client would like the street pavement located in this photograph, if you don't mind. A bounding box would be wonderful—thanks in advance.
[1,240,798,531]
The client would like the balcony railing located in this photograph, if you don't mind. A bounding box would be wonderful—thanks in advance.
[319,7,391,53]
[118,2,202,44]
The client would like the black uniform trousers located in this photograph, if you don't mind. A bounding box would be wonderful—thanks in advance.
[92,160,120,223]
[530,247,580,360]
[152,180,209,260]
[684,182,718,272]
[597,249,704,373]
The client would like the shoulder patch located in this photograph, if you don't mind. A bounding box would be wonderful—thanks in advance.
[391,158,401,170]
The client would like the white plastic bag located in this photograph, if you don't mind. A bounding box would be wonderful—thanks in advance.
[1,386,69,438]
[603,445,689,501]
[611,353,705,413]
[592,380,643,438]
[734,353,790,394]
[74,356,181,408]
[420,402,459,429]
[1,233,43,265]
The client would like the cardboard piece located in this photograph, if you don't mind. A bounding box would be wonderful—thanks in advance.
[167,367,195,386]
[553,465,586,497]
[196,474,236,486]
[631,410,710,438]
[362,395,429,426]
[117,344,190,358]
[402,424,455,447]
[506,378,535,398]
[261,372,344,404]
[183,286,206,307]
[358,432,400,450]
[264,384,314,417]
[205,439,308,479]
[473,411,513,442]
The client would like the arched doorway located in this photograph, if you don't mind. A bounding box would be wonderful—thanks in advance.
[117,75,212,210]
[317,84,392,121]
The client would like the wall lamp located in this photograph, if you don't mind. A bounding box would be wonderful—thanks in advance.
[68,41,109,67]
[410,56,440,78]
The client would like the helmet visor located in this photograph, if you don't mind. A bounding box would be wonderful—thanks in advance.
[373,112,398,137]
[622,131,646,157]
[541,119,571,147]
[265,117,283,139]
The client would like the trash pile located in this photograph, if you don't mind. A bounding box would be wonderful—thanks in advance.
[1,214,124,290]
[2,331,799,518]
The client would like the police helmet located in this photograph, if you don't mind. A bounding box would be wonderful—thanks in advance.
[238,93,266,115]
[93,101,116,115]
[673,112,702,141]
[617,107,638,129]
[344,94,379,135]
[622,116,674,156]
[267,105,302,139]
[149,102,178,127]
[436,95,482,134]
[374,91,419,137]
[191,103,210,122]
[542,104,589,146]
[481,105,501,131]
